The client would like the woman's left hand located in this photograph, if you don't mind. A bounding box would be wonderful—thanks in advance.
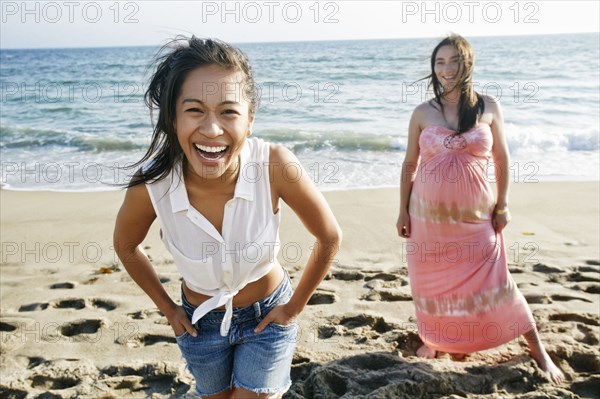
[492,211,511,233]
[254,303,298,334]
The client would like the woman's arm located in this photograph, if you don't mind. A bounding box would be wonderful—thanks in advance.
[113,177,197,337]
[254,144,342,332]
[487,96,511,232]
[397,105,423,238]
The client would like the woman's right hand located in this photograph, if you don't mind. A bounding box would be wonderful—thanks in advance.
[396,211,411,238]
[165,305,198,338]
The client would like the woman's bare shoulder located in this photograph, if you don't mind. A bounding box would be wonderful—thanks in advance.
[414,100,437,114]
[411,100,437,129]
[480,94,502,112]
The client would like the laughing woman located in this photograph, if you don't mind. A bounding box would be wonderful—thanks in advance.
[114,37,341,398]
[397,34,563,384]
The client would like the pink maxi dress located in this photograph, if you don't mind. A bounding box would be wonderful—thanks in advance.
[407,124,535,354]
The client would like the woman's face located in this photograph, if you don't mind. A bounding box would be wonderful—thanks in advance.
[434,45,463,93]
[175,65,254,182]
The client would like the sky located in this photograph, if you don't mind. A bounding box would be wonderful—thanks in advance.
[1,1,599,49]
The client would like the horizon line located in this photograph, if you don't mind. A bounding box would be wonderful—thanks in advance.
[1,31,597,51]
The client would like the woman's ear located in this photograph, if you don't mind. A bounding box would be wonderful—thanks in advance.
[247,115,255,137]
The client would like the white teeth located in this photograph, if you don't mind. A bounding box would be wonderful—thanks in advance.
[194,144,227,153]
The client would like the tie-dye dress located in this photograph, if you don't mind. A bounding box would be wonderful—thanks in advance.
[407,124,535,353]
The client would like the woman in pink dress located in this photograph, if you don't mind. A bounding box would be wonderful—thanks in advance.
[396,34,563,384]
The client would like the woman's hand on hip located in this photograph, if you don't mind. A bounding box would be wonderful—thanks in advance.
[166,305,198,338]
[254,303,298,334]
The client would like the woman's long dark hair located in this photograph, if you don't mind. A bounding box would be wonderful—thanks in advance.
[426,34,484,133]
[123,36,259,188]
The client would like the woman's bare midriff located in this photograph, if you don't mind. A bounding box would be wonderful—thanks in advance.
[182,263,285,309]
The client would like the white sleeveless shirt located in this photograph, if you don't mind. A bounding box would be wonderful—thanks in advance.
[143,138,281,336]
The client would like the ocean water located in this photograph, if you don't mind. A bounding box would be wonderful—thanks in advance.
[1,33,598,191]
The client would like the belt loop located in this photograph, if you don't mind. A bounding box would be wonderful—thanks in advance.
[253,301,261,319]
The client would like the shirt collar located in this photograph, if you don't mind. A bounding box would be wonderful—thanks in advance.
[169,140,254,214]
[233,140,254,202]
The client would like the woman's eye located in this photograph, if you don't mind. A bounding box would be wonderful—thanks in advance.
[186,108,202,113]
[222,109,239,115]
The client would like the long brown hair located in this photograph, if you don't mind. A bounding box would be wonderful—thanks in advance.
[124,36,259,188]
[427,34,484,133]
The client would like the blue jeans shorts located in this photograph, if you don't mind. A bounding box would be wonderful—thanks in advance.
[177,272,298,397]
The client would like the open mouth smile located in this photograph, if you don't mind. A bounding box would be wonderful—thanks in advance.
[194,143,229,161]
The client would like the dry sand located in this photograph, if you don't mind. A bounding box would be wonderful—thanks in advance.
[1,182,599,398]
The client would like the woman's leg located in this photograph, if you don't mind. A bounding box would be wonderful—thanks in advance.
[203,389,234,399]
[233,388,282,398]
[232,274,297,399]
[522,327,564,384]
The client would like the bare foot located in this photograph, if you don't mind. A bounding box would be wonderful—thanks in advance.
[530,349,564,384]
[523,329,564,384]
[450,353,468,361]
[416,344,437,359]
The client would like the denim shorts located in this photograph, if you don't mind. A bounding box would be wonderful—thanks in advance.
[177,272,298,397]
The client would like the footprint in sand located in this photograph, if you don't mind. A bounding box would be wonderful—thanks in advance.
[508,264,525,274]
[0,321,18,332]
[548,313,600,347]
[127,309,163,320]
[60,319,103,337]
[549,313,599,326]
[318,314,398,341]
[100,363,187,396]
[52,298,86,310]
[567,282,600,294]
[567,351,600,373]
[27,356,45,369]
[567,271,600,283]
[523,293,552,304]
[317,325,339,339]
[547,271,600,285]
[90,299,117,311]
[575,324,600,346]
[308,291,337,305]
[364,275,409,296]
[327,270,365,281]
[362,286,412,302]
[48,298,118,311]
[117,333,176,346]
[49,282,76,289]
[0,387,28,399]
[571,376,600,399]
[29,374,80,390]
[340,314,396,334]
[364,272,399,282]
[18,303,49,312]
[550,294,593,303]
[581,284,600,294]
[584,260,600,266]
[139,334,177,346]
[532,263,564,273]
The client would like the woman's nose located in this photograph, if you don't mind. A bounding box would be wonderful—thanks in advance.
[198,113,223,137]
[443,63,457,74]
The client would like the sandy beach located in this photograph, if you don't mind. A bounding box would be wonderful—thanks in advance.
[1,182,598,398]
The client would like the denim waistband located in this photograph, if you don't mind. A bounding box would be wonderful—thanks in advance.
[181,270,291,324]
